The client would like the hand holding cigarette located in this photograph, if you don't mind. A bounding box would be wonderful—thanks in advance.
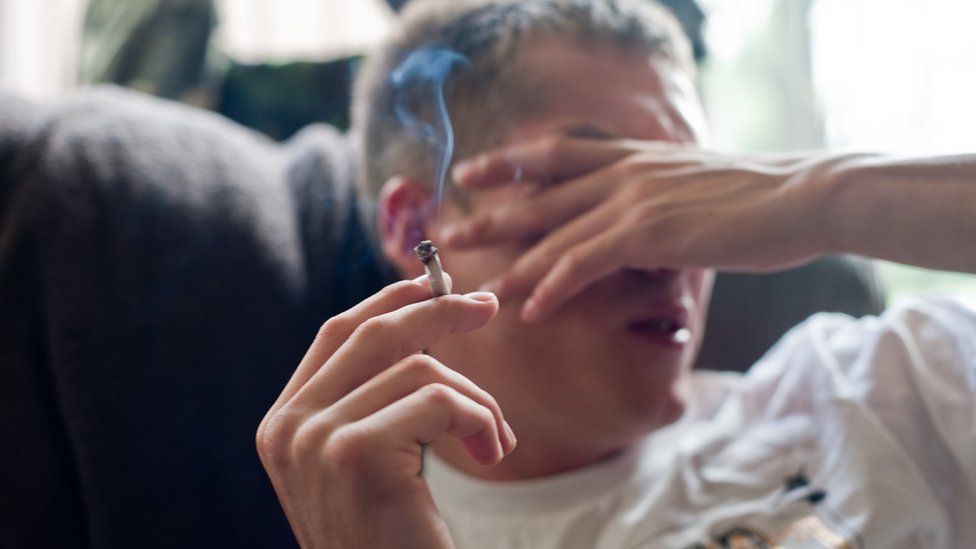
[257,278,513,548]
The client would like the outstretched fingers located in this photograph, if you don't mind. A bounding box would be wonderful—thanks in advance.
[273,275,453,409]
[291,291,499,410]
[452,136,636,190]
[441,170,611,248]
[482,201,619,301]
[335,384,507,469]
[321,353,516,454]
[521,227,635,322]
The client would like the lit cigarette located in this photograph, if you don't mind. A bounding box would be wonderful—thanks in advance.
[414,240,451,297]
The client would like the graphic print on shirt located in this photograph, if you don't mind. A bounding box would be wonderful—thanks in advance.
[680,470,863,549]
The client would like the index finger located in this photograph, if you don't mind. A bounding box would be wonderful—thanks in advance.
[441,167,610,248]
[451,136,636,189]
[272,274,452,410]
[292,291,499,410]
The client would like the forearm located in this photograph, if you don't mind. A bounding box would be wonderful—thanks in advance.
[816,153,976,274]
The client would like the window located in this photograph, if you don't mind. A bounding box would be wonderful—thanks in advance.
[213,0,394,63]
[0,0,86,98]
[700,0,976,299]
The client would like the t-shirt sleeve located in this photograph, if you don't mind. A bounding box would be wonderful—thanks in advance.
[825,296,976,513]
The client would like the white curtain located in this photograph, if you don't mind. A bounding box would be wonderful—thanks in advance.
[812,0,976,154]
[0,0,396,99]
[0,0,87,99]
[213,0,395,63]
[700,0,976,297]
[699,0,823,152]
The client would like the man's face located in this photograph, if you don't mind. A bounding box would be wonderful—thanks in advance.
[427,38,714,451]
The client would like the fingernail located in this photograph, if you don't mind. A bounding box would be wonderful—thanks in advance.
[503,421,517,451]
[465,291,497,303]
[452,162,472,184]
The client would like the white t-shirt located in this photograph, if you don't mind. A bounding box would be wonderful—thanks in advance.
[424,297,976,548]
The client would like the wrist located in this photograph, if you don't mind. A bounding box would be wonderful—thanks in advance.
[794,153,873,258]
[778,156,836,261]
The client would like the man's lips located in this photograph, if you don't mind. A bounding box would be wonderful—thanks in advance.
[626,306,692,348]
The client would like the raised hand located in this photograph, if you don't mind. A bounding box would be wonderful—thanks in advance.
[257,276,515,548]
[443,137,825,322]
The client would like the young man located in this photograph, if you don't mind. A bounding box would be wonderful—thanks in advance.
[257,1,976,547]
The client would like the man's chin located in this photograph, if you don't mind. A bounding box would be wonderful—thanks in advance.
[639,368,692,424]
[653,393,687,427]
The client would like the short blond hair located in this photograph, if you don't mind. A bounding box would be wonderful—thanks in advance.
[351,0,692,223]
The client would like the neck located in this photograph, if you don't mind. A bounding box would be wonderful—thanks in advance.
[430,426,631,481]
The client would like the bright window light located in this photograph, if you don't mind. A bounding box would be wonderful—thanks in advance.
[213,0,395,63]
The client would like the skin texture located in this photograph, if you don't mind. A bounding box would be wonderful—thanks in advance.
[444,142,826,321]
[413,40,715,480]
[258,35,976,549]
[259,38,713,548]
[444,147,976,322]
[257,276,515,549]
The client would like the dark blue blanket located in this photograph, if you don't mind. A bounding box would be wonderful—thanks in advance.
[0,86,389,548]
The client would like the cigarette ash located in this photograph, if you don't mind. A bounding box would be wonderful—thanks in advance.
[390,47,470,218]
[414,240,438,264]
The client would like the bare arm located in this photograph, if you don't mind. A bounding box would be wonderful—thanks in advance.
[824,153,976,273]
[442,138,976,320]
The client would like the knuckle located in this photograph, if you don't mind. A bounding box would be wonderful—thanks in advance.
[322,426,373,466]
[426,294,466,320]
[255,412,297,467]
[354,316,391,340]
[255,419,277,460]
[317,314,352,340]
[419,382,457,406]
[560,250,585,272]
[291,413,340,459]
[478,387,501,413]
[542,135,568,166]
[615,153,650,175]
[468,384,502,421]
[400,353,442,379]
[473,401,495,429]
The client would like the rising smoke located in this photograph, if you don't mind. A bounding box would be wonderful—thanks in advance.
[389,47,470,217]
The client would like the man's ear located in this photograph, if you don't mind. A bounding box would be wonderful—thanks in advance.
[377,175,433,277]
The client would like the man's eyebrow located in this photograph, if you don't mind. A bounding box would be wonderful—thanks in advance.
[559,124,619,140]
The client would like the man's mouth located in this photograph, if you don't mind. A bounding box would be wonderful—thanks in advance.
[627,309,691,349]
